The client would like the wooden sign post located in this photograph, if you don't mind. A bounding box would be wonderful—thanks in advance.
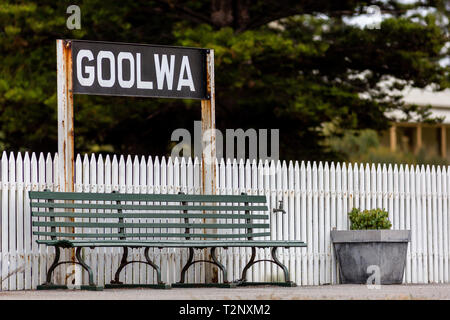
[56,39,217,284]
[201,50,218,283]
[56,40,75,285]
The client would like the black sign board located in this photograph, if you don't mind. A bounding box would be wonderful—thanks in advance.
[71,40,208,99]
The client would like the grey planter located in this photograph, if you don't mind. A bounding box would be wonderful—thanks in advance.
[330,230,411,284]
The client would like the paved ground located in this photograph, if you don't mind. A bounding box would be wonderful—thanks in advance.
[0,283,449,300]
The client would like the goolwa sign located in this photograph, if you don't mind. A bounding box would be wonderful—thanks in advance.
[71,40,208,99]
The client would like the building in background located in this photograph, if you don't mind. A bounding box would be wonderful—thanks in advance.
[380,88,450,161]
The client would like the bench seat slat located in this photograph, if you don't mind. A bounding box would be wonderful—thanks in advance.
[29,192,267,203]
[36,239,307,248]
[32,212,269,220]
[30,203,268,211]
[33,232,271,239]
[33,221,270,229]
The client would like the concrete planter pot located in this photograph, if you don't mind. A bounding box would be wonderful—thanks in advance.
[330,230,411,284]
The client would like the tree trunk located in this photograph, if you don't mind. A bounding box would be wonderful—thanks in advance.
[211,0,251,30]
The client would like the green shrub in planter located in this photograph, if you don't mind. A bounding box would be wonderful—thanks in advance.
[348,208,392,230]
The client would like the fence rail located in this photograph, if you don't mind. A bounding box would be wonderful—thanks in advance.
[0,151,449,290]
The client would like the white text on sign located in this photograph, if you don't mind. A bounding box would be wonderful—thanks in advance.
[76,50,195,91]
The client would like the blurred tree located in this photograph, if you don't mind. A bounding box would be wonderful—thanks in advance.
[0,0,448,161]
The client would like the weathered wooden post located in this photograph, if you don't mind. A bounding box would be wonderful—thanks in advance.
[56,39,76,285]
[201,50,218,283]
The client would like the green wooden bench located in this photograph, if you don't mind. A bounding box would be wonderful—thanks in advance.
[29,190,307,290]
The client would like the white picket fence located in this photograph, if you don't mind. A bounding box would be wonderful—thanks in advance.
[0,151,449,290]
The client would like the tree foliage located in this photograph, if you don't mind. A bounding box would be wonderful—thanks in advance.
[0,0,449,161]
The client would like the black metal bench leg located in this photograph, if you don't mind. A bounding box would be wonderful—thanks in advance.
[105,247,170,289]
[111,246,128,285]
[74,247,103,291]
[37,246,103,291]
[75,247,94,286]
[210,247,228,283]
[173,247,235,288]
[178,247,194,284]
[37,246,63,289]
[238,247,256,284]
[235,247,296,287]
[270,247,292,284]
[144,247,165,286]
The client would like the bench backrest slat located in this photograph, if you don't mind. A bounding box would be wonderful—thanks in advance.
[34,221,270,229]
[32,212,269,220]
[30,203,268,211]
[29,191,270,241]
[29,191,267,203]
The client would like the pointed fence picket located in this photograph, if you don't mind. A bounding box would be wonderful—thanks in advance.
[1,151,450,289]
